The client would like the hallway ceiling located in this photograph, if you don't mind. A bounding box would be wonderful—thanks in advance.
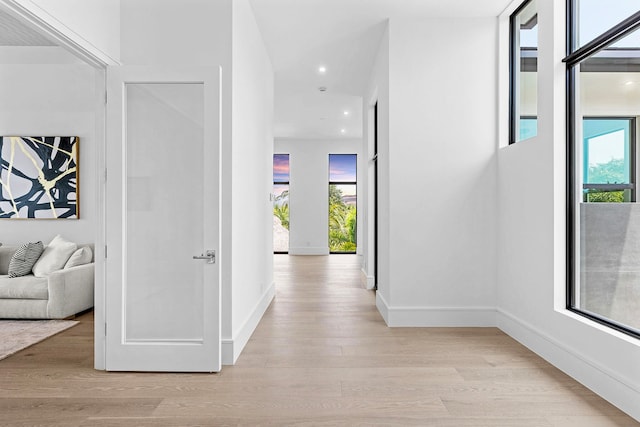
[249,0,511,140]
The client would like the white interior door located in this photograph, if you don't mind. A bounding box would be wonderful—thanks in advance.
[105,66,221,372]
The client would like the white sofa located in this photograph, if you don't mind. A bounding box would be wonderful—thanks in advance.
[0,244,94,319]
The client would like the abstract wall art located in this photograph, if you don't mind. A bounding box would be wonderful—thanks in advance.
[0,136,79,219]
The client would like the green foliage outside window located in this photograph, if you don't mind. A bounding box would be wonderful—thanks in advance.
[584,190,625,203]
[329,185,356,252]
[273,190,289,230]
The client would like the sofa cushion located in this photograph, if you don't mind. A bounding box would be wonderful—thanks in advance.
[0,245,15,275]
[8,242,44,278]
[0,274,48,299]
[64,246,93,269]
[32,235,77,278]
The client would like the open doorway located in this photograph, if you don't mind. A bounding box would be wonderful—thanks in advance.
[0,5,107,367]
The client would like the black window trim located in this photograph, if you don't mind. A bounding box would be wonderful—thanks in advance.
[582,116,636,203]
[509,0,538,145]
[565,0,640,339]
[273,153,290,254]
[329,153,357,255]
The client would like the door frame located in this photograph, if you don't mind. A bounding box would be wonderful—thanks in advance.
[364,90,379,290]
[0,2,115,370]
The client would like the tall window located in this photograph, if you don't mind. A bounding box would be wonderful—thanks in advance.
[566,1,640,338]
[273,154,289,254]
[329,154,357,253]
[509,0,538,143]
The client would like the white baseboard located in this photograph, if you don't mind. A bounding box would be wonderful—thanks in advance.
[375,292,496,327]
[376,292,390,324]
[289,247,329,256]
[374,294,639,421]
[221,282,275,365]
[360,268,375,290]
[497,309,640,422]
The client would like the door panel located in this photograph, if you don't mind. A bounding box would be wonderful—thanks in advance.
[106,67,221,372]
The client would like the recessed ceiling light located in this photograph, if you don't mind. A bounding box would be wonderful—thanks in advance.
[318,66,327,74]
[340,129,346,134]
[343,110,350,116]
[319,86,327,92]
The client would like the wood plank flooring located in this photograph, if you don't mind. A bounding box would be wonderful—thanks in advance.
[0,255,637,426]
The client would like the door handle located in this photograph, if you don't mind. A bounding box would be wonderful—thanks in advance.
[193,250,215,264]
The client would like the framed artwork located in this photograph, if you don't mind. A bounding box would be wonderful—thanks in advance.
[0,136,79,219]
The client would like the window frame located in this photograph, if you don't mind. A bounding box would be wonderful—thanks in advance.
[328,154,358,255]
[582,117,636,203]
[565,0,640,339]
[273,153,290,255]
[509,0,538,144]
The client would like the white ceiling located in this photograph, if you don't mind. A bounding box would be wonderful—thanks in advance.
[0,8,55,46]
[0,1,515,140]
[249,0,512,140]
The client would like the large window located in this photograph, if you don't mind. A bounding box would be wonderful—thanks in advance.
[566,1,640,337]
[273,154,289,253]
[329,154,357,253]
[509,0,538,143]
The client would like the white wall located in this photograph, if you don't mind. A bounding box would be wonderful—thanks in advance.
[372,18,499,326]
[119,0,237,363]
[228,0,274,364]
[0,46,101,246]
[4,0,120,64]
[275,138,363,256]
[121,0,274,365]
[497,0,640,420]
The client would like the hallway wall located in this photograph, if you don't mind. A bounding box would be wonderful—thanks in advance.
[368,17,499,325]
[228,0,275,364]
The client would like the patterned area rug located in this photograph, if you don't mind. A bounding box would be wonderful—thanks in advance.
[0,319,78,361]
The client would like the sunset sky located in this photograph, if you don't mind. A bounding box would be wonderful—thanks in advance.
[273,154,289,182]
[329,154,356,182]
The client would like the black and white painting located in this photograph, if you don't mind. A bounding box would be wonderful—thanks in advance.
[0,136,79,219]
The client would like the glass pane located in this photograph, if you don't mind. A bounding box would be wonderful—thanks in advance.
[577,0,640,48]
[125,83,205,341]
[511,0,538,142]
[575,26,640,334]
[273,183,289,253]
[274,153,289,183]
[329,184,357,253]
[329,154,357,182]
[520,118,538,141]
[583,120,632,202]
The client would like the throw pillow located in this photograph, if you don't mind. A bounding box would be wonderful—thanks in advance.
[8,241,45,278]
[32,235,77,277]
[64,246,93,269]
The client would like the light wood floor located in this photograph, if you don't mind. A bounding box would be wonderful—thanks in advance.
[0,255,637,426]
